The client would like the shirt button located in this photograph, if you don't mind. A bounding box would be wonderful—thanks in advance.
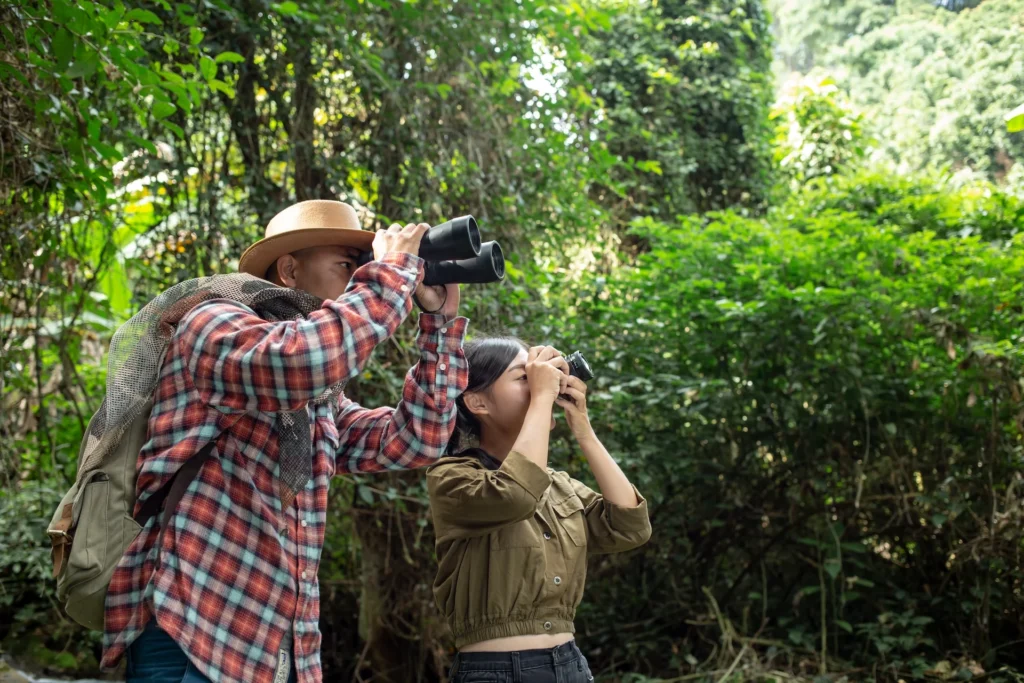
[543,621,552,630]
[439,363,447,371]
[553,576,562,586]
[301,520,308,528]
[543,531,552,540]
[400,285,409,292]
[440,327,448,334]
[301,571,308,580]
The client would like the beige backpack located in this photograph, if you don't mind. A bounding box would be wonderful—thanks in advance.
[46,388,215,631]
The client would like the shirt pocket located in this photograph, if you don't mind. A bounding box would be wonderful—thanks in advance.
[551,494,587,547]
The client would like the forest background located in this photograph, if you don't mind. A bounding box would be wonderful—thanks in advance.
[2,0,1024,681]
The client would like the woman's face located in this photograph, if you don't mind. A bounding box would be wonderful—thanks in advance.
[471,348,556,437]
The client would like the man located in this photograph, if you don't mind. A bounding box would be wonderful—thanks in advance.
[100,200,469,682]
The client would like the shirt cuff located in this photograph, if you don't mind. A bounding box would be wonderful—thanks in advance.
[498,451,552,501]
[603,486,651,533]
[379,252,425,283]
[417,314,469,352]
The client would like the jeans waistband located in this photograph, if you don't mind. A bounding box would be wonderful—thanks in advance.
[454,640,581,670]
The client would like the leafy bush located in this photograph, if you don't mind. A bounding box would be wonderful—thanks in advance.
[539,170,1024,678]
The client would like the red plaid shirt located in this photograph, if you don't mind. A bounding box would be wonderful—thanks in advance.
[100,253,469,682]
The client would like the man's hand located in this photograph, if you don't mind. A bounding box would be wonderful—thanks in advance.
[415,283,461,319]
[373,222,430,261]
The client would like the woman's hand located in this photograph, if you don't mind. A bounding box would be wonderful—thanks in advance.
[555,375,594,440]
[526,345,569,404]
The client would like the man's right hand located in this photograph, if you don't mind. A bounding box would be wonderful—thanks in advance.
[373,222,430,261]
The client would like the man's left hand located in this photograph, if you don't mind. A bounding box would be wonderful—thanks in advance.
[415,283,461,320]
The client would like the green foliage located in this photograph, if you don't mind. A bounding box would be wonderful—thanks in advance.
[584,0,776,216]
[771,76,865,186]
[544,169,1024,677]
[1009,102,1024,133]
[771,0,1024,183]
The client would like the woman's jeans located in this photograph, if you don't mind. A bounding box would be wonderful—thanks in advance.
[126,621,297,683]
[450,641,595,683]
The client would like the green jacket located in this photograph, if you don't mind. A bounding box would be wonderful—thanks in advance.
[427,449,652,648]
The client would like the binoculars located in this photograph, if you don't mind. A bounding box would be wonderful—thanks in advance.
[359,216,505,286]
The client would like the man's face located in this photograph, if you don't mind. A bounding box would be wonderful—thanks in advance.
[272,245,361,301]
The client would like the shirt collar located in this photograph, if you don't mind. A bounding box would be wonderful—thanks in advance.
[473,449,503,471]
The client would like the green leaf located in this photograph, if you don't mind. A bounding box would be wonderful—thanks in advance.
[200,56,217,82]
[189,27,204,46]
[126,132,158,155]
[824,557,842,580]
[884,423,897,436]
[53,28,74,70]
[65,54,100,79]
[835,619,853,634]
[0,62,28,85]
[1007,103,1024,134]
[214,51,246,64]
[124,8,162,24]
[274,1,300,14]
[358,485,374,504]
[87,118,101,142]
[152,100,176,120]
[209,79,236,98]
[931,513,948,527]
[162,120,185,139]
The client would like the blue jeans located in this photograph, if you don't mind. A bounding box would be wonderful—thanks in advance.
[450,641,595,683]
[127,621,297,683]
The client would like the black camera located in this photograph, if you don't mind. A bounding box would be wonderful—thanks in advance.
[358,215,505,285]
[565,351,594,382]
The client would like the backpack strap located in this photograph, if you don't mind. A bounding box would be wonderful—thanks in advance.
[134,441,217,537]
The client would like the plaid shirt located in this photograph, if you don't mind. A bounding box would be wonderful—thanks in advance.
[100,253,469,682]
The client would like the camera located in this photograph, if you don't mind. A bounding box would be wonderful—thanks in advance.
[358,215,505,285]
[565,351,594,382]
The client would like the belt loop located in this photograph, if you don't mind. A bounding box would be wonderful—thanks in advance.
[511,651,522,683]
[449,653,460,679]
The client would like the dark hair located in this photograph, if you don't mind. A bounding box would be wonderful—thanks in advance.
[448,336,528,454]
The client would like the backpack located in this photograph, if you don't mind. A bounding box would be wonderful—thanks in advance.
[46,364,217,631]
[44,275,318,631]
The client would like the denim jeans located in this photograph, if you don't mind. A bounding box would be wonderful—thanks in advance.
[450,641,595,683]
[126,621,297,683]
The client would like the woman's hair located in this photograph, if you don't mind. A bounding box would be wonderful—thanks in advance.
[448,336,528,455]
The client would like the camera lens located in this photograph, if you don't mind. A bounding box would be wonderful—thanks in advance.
[565,351,594,382]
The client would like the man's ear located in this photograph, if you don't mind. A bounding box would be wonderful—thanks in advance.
[273,254,299,287]
[462,391,490,418]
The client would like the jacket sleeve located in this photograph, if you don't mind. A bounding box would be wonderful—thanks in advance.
[570,478,652,554]
[427,452,551,540]
[177,253,421,414]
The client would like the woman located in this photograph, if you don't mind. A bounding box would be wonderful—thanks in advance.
[428,338,652,683]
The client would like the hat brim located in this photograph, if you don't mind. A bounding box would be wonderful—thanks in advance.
[238,227,376,278]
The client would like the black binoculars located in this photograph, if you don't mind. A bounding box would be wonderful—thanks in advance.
[359,216,505,286]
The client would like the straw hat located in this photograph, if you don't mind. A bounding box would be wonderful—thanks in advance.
[238,200,375,278]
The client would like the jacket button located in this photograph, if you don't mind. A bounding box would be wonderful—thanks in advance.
[553,576,562,585]
[543,621,552,630]
[543,531,552,540]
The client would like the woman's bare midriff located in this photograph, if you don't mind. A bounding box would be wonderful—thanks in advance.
[460,632,575,653]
